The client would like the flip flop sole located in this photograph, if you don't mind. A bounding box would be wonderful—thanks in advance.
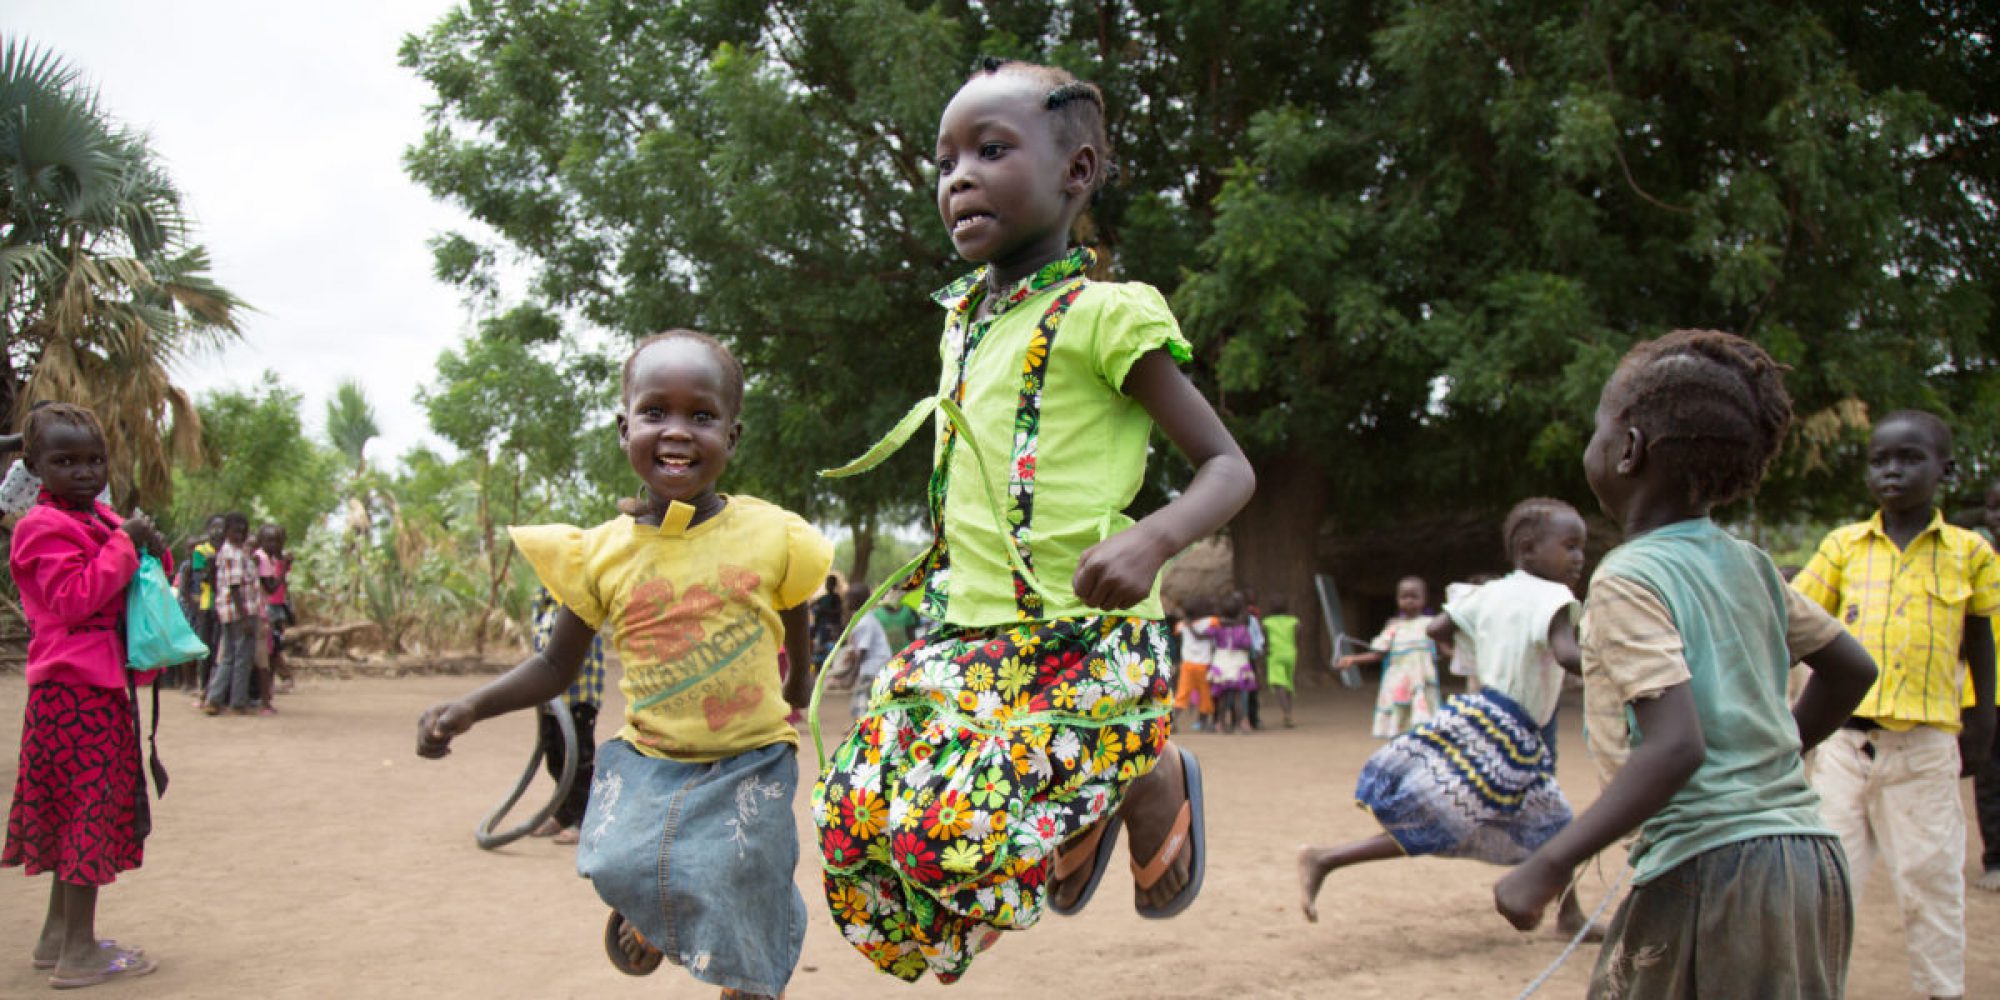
[48,950,155,989]
[1137,746,1205,920]
[603,910,663,976]
[1046,814,1123,917]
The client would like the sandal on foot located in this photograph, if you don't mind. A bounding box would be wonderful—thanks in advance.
[32,941,138,971]
[1046,814,1122,917]
[48,948,155,989]
[1132,745,1206,920]
[551,825,580,846]
[529,816,562,838]
[604,910,663,976]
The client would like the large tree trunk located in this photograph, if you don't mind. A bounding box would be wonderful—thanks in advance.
[848,512,876,588]
[1229,446,1330,676]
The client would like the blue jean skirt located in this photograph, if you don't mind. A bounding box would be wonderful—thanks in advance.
[577,738,805,996]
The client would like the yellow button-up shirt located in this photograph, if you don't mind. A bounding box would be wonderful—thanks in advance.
[1793,510,2000,731]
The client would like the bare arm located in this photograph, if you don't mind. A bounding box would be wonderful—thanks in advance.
[1494,684,1704,930]
[1072,350,1255,610]
[417,607,594,757]
[1790,631,1876,754]
[780,604,813,708]
[1547,614,1581,676]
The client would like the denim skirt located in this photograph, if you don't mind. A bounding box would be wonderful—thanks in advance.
[577,738,805,996]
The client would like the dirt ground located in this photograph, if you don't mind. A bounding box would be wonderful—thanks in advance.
[2,672,1996,999]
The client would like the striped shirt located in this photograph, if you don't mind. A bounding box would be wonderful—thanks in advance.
[1792,510,2000,732]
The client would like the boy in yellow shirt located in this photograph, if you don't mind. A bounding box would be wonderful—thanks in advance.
[1793,411,1999,1000]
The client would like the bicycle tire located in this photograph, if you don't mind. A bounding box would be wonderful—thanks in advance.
[474,697,579,850]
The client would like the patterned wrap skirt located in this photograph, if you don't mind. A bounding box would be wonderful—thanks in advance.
[1355,688,1573,864]
[4,682,145,886]
[813,616,1173,983]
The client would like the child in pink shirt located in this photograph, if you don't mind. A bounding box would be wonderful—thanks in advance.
[3,402,168,988]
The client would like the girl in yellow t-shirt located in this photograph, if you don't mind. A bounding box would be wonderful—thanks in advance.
[811,59,1255,984]
[417,331,832,1000]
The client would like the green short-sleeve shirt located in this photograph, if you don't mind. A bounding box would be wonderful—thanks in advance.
[930,258,1191,628]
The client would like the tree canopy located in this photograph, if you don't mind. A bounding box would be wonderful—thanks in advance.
[402,2,1998,635]
[0,38,245,507]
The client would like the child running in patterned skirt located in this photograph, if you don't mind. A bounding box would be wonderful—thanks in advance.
[1339,576,1443,737]
[1297,497,1599,938]
[418,332,833,999]
[809,57,1256,983]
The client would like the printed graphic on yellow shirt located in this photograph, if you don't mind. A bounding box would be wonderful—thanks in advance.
[621,567,772,740]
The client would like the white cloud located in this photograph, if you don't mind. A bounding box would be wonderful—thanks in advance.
[12,0,487,463]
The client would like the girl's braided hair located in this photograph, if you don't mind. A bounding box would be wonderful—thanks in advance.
[972,56,1118,192]
[1502,497,1580,560]
[21,401,106,467]
[1605,330,1792,508]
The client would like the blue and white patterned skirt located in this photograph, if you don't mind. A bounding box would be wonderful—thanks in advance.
[1355,688,1572,863]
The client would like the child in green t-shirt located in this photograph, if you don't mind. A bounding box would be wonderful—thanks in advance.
[1496,330,1877,997]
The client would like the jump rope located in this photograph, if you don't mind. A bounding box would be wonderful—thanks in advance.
[1514,854,1633,999]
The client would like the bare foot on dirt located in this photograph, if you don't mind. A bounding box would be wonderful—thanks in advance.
[1554,892,1606,943]
[1297,846,1330,923]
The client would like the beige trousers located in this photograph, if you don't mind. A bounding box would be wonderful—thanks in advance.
[1810,726,1964,997]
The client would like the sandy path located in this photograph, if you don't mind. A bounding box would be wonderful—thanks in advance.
[1,673,1994,998]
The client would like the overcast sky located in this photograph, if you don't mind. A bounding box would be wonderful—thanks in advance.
[14,0,483,463]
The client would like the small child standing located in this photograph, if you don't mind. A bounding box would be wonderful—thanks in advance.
[522,587,606,846]
[418,331,833,999]
[4,403,167,987]
[1791,410,1997,999]
[201,512,260,716]
[1260,598,1299,728]
[1338,576,1441,737]
[1494,330,1877,998]
[1203,594,1260,734]
[1173,599,1217,732]
[839,586,893,721]
[1297,497,1594,934]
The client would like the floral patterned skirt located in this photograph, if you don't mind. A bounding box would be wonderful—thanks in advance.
[813,616,1173,983]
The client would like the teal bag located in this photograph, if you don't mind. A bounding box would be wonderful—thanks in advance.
[126,552,209,670]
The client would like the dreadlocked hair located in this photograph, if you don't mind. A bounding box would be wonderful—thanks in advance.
[1502,497,1579,561]
[21,401,106,467]
[1874,409,1954,459]
[616,330,745,517]
[972,56,1118,192]
[1606,329,1792,509]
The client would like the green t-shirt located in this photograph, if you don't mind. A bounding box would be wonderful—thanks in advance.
[927,254,1191,628]
[872,603,920,648]
[1262,614,1300,689]
[1587,519,1831,884]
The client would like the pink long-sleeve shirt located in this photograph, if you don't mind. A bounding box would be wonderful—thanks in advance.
[10,497,161,688]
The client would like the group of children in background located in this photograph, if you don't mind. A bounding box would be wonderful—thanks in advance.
[1169,592,1299,734]
[6,49,1999,1000]
[177,513,293,717]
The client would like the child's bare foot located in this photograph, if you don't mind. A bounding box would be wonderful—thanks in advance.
[530,816,561,838]
[1297,846,1332,922]
[1554,892,1606,942]
[552,825,580,845]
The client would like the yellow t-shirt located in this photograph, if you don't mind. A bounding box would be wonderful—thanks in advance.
[511,495,833,762]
